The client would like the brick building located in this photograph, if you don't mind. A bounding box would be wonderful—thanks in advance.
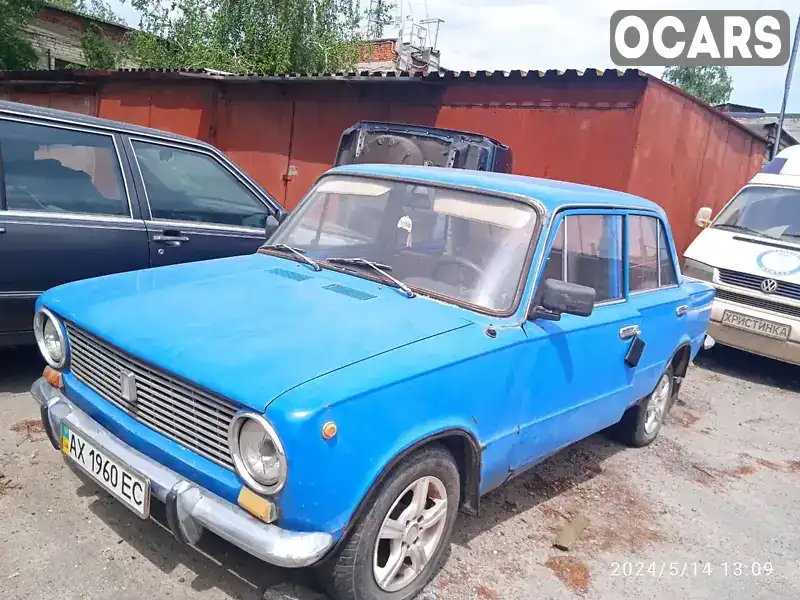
[24,3,132,70]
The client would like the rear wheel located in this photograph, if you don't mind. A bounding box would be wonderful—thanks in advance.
[317,445,460,600]
[613,366,674,447]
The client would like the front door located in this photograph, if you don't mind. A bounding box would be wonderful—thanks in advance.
[124,137,280,267]
[512,210,640,472]
[0,117,149,345]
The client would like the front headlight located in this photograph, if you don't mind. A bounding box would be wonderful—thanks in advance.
[683,258,716,283]
[228,413,287,494]
[33,308,68,369]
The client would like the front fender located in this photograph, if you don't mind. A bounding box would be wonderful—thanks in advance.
[265,322,528,540]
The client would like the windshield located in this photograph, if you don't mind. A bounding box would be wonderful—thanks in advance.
[268,175,538,312]
[714,185,800,242]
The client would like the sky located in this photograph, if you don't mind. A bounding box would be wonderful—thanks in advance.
[107,0,799,112]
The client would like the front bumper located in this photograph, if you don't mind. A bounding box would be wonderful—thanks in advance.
[708,298,800,366]
[31,377,334,568]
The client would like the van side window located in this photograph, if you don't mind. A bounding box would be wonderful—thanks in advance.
[629,215,659,292]
[131,141,269,228]
[659,223,678,286]
[540,214,623,304]
[0,119,128,217]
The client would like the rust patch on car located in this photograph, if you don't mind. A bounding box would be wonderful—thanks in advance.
[10,419,46,445]
[786,460,800,473]
[545,556,590,594]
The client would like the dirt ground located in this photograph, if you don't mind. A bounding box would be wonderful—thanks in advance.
[1,345,799,600]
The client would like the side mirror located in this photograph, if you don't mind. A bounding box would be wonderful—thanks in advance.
[264,214,281,240]
[529,279,596,321]
[695,206,713,228]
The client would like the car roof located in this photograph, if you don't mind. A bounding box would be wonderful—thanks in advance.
[330,163,664,216]
[0,100,207,147]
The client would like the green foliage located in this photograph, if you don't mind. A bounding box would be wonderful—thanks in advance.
[0,0,39,70]
[662,66,734,106]
[366,0,396,39]
[77,23,121,69]
[127,0,385,74]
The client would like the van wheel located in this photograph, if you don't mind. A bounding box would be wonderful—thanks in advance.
[317,445,460,600]
[613,366,674,447]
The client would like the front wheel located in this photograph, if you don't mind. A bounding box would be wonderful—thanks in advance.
[613,366,674,447]
[317,445,461,600]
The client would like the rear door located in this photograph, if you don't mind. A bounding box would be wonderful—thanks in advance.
[124,136,283,267]
[626,213,689,400]
[0,115,149,346]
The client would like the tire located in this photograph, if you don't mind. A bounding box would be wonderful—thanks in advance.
[613,365,675,447]
[317,444,461,600]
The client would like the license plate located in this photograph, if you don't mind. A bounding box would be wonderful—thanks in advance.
[61,423,150,519]
[721,310,791,341]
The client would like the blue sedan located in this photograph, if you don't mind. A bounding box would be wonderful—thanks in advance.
[30,164,714,599]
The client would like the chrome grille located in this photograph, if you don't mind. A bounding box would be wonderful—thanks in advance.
[718,268,800,301]
[65,322,236,469]
[715,288,800,319]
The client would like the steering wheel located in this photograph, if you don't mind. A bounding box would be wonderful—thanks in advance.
[431,256,485,287]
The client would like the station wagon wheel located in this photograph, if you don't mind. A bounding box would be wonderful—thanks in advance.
[317,444,460,600]
[612,365,675,447]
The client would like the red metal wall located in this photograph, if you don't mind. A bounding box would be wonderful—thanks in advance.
[0,73,766,254]
[628,81,766,256]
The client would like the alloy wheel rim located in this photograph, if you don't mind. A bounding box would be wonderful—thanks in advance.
[644,373,671,434]
[373,475,449,592]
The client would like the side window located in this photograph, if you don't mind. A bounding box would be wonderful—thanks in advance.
[658,222,678,286]
[0,119,128,216]
[628,215,659,292]
[540,213,623,304]
[629,215,678,291]
[131,141,269,228]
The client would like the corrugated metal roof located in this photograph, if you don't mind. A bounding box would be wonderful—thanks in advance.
[0,67,647,83]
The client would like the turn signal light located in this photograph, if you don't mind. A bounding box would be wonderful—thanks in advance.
[322,421,337,440]
[237,487,277,523]
[43,366,63,389]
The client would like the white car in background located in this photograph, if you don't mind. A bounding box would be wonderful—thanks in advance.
[684,145,800,365]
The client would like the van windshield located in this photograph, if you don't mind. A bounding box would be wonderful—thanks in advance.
[714,186,800,242]
[267,176,538,312]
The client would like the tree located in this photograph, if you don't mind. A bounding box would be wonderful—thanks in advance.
[662,66,733,106]
[126,0,380,74]
[0,0,39,70]
[365,0,396,39]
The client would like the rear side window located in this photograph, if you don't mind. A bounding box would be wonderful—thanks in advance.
[659,224,678,286]
[131,141,269,228]
[0,119,128,216]
[540,213,623,303]
[629,215,677,291]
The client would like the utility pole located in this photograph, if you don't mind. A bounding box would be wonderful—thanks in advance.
[773,14,800,159]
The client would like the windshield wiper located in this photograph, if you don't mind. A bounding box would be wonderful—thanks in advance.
[713,223,776,239]
[325,257,415,298]
[261,243,321,271]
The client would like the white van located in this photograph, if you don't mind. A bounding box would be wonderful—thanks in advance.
[684,145,800,365]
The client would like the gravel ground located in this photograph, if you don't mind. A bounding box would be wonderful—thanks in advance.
[1,345,799,600]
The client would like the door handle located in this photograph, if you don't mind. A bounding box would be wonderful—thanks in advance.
[0,227,5,234]
[153,234,189,247]
[676,305,689,317]
[619,325,641,340]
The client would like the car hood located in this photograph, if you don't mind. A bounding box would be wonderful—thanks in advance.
[685,227,800,283]
[40,253,475,412]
